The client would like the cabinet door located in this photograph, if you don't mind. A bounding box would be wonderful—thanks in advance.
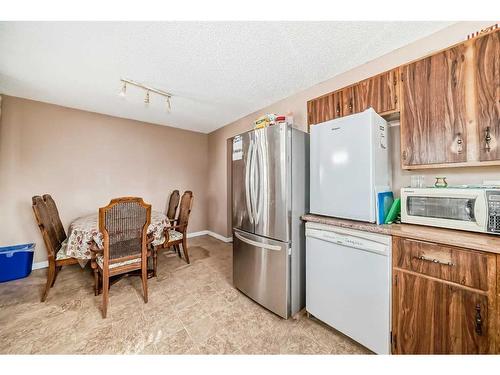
[400,44,468,166]
[392,271,491,354]
[474,31,500,161]
[330,91,343,119]
[308,92,343,126]
[353,69,399,114]
[342,86,356,116]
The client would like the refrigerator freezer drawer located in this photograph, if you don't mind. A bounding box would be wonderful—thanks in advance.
[233,229,290,318]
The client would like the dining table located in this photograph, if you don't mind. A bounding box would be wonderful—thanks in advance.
[62,210,168,267]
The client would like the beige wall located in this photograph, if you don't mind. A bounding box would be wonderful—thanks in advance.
[207,21,499,238]
[0,96,208,263]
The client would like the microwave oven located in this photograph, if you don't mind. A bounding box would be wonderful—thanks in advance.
[401,187,500,235]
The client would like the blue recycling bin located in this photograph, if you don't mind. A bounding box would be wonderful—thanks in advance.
[0,243,36,283]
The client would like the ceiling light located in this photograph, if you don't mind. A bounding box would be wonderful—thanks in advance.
[119,78,172,111]
[119,82,127,98]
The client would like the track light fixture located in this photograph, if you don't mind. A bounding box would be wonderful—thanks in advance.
[119,82,127,97]
[119,78,172,111]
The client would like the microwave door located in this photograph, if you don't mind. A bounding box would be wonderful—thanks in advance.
[403,191,487,233]
[406,196,476,221]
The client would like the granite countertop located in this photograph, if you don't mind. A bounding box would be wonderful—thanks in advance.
[302,213,500,255]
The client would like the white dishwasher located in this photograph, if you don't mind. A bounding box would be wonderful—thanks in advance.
[305,222,391,354]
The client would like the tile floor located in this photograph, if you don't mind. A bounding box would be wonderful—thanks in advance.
[0,235,369,354]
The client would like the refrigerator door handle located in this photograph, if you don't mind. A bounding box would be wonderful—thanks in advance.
[245,140,254,224]
[234,231,282,251]
[254,138,264,225]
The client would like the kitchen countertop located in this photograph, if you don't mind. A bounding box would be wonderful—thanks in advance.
[302,213,500,255]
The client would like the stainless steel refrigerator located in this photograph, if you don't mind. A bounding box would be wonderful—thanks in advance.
[231,123,309,319]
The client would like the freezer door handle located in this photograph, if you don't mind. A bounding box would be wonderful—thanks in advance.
[245,140,254,224]
[254,137,265,225]
[234,232,282,251]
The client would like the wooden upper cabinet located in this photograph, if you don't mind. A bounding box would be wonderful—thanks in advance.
[307,91,343,126]
[307,68,400,128]
[400,44,469,166]
[342,86,356,116]
[474,31,500,161]
[352,69,399,114]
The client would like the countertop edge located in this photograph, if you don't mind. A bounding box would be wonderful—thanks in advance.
[301,214,500,255]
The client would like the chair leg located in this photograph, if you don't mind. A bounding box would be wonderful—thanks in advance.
[93,267,99,296]
[182,238,190,264]
[153,247,158,278]
[175,245,181,258]
[102,274,109,318]
[141,265,148,303]
[51,265,62,287]
[41,260,56,302]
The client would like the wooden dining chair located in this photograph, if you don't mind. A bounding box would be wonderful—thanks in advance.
[32,195,78,302]
[166,190,180,224]
[90,197,151,318]
[153,191,194,275]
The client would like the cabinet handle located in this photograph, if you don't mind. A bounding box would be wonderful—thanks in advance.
[412,255,455,267]
[348,99,353,112]
[485,126,492,152]
[475,304,483,336]
[336,103,340,116]
[456,132,463,154]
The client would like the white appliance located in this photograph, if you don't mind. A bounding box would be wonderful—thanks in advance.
[305,222,392,354]
[401,187,500,235]
[310,108,391,222]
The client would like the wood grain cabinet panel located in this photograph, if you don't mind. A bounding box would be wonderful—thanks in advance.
[353,69,399,114]
[342,86,356,116]
[400,44,469,166]
[394,238,491,291]
[392,236,497,354]
[331,91,343,120]
[307,91,343,126]
[474,31,500,161]
[392,270,491,354]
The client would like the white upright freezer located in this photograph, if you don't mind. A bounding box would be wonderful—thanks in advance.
[309,108,391,222]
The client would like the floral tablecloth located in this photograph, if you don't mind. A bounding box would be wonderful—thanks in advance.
[62,210,167,265]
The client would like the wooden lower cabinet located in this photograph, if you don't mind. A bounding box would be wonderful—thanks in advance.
[392,236,497,354]
[392,270,491,354]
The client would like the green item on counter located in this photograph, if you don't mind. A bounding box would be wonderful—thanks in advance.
[384,198,401,224]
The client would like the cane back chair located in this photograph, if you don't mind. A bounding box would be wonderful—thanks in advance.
[153,191,194,275]
[32,195,78,302]
[166,190,180,224]
[90,197,151,318]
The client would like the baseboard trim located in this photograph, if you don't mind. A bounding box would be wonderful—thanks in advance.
[187,230,209,238]
[30,230,233,270]
[32,260,48,270]
[206,231,233,243]
[188,230,232,243]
